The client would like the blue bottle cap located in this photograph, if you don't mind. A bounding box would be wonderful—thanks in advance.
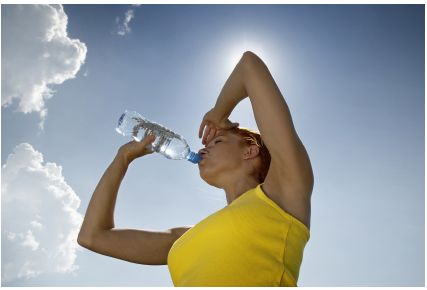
[186,151,201,164]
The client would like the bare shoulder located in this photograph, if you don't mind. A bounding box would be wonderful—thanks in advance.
[171,226,193,239]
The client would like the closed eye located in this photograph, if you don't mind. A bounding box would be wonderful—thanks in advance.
[215,140,222,144]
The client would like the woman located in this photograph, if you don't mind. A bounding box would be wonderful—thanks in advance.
[78,51,314,286]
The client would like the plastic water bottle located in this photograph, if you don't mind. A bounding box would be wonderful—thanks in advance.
[116,110,201,164]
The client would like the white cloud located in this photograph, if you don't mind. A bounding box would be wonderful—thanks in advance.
[30,220,44,230]
[1,5,87,128]
[115,6,139,36]
[1,143,83,283]
[22,230,40,251]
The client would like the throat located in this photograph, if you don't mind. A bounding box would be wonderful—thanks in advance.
[224,179,260,205]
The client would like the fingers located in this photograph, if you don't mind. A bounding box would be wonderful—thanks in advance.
[143,133,156,144]
[199,116,239,145]
[202,125,212,145]
[134,133,155,154]
[204,127,216,145]
[199,121,205,139]
[200,120,213,145]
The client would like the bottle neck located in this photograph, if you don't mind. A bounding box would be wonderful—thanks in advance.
[186,151,201,164]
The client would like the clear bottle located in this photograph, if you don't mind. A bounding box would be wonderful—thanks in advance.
[116,110,201,164]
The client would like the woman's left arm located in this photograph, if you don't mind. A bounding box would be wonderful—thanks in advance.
[200,51,313,192]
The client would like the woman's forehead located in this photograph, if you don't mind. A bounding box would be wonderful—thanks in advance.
[215,130,232,137]
[215,130,240,141]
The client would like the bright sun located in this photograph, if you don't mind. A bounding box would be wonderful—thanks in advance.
[224,38,277,75]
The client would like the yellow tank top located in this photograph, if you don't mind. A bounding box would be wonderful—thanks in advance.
[167,183,310,286]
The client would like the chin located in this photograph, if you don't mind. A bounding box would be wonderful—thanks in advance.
[198,169,221,189]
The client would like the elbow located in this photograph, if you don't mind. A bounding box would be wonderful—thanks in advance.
[77,229,93,249]
[242,50,256,57]
[240,51,264,75]
[241,51,259,64]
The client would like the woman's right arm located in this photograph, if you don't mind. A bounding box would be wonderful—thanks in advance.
[77,134,191,265]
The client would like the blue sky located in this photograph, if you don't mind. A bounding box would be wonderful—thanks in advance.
[1,4,424,286]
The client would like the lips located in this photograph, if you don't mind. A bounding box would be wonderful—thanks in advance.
[198,148,209,156]
[197,148,210,166]
[198,155,208,166]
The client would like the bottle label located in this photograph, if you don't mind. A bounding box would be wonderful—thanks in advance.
[118,113,125,127]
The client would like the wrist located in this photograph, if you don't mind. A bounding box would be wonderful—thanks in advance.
[213,101,234,120]
[115,150,131,168]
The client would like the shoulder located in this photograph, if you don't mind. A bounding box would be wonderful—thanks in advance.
[171,226,193,240]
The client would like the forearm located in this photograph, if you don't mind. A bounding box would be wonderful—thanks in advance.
[213,54,249,118]
[79,153,128,238]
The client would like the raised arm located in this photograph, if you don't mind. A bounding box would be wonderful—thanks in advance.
[77,135,191,265]
[199,51,313,225]
[241,51,313,191]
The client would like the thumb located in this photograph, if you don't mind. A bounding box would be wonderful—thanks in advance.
[146,133,156,142]
[140,133,156,148]
[143,133,156,144]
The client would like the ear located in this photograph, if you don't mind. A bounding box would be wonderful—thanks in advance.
[243,144,260,160]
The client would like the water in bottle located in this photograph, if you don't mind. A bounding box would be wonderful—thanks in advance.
[116,110,201,164]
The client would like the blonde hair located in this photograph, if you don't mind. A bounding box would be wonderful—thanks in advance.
[229,127,271,183]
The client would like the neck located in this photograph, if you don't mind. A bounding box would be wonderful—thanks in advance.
[222,176,260,205]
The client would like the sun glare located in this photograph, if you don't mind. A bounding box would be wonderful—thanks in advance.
[223,38,278,75]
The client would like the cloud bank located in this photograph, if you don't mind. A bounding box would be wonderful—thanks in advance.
[1,143,83,283]
[1,4,87,127]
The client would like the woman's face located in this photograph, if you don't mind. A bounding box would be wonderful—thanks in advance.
[197,130,245,187]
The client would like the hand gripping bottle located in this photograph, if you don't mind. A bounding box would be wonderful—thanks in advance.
[116,110,201,164]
